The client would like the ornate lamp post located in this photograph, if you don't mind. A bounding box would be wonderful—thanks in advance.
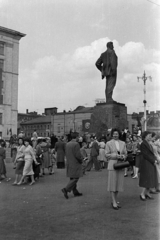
[137,71,152,131]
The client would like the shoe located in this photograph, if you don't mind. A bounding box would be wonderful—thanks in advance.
[29,181,35,186]
[156,190,160,193]
[12,182,18,185]
[17,182,23,185]
[111,203,119,210]
[74,192,83,197]
[124,174,128,177]
[61,188,68,199]
[43,173,45,175]
[150,190,158,194]
[117,202,122,208]
[131,172,134,176]
[49,173,52,175]
[140,195,146,201]
[145,195,154,200]
[132,175,138,179]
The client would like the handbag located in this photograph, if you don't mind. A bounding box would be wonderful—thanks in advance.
[126,153,135,166]
[114,161,130,170]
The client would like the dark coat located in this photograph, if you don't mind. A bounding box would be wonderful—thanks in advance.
[90,141,99,157]
[66,140,83,178]
[55,141,65,163]
[95,49,118,78]
[139,140,158,188]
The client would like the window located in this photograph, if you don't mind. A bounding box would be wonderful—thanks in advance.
[0,60,3,104]
[0,113,2,124]
[48,125,50,129]
[0,59,3,70]
[58,126,60,133]
[0,42,4,55]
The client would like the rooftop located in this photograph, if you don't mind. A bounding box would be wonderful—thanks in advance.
[0,26,26,38]
[21,116,51,125]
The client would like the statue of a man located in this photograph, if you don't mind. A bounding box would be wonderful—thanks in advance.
[95,42,118,102]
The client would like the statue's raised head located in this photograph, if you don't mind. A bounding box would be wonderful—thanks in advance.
[106,41,114,50]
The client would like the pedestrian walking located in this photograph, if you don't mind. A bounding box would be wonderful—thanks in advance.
[86,137,101,171]
[17,137,39,186]
[61,132,83,199]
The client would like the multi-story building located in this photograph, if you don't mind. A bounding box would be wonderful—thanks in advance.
[20,115,52,138]
[18,109,42,133]
[20,106,160,138]
[0,26,25,139]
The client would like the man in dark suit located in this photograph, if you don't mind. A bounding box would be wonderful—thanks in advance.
[61,133,83,199]
[86,137,101,171]
[95,41,118,102]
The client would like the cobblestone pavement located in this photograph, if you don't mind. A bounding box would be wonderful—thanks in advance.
[0,163,159,240]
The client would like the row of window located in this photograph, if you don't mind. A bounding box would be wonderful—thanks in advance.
[22,124,50,130]
[0,42,4,56]
[26,132,50,137]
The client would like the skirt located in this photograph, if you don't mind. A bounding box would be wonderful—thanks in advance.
[15,161,25,175]
[0,159,6,175]
[107,170,124,192]
[23,159,34,176]
[57,162,65,169]
[155,164,160,184]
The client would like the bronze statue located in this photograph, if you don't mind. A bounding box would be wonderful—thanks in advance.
[95,42,118,102]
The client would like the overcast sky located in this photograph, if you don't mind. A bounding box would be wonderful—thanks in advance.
[0,0,160,114]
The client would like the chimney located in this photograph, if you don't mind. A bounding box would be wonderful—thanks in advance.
[26,109,29,114]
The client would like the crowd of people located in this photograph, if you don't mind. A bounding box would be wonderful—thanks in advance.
[0,128,160,210]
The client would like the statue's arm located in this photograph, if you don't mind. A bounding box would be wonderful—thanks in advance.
[95,54,103,71]
[110,51,118,75]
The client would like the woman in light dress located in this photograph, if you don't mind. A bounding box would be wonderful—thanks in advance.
[105,128,127,210]
[17,138,39,186]
[98,138,106,169]
[12,138,25,185]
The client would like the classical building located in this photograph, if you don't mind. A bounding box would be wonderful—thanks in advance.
[18,109,42,133]
[20,115,52,138]
[0,26,25,139]
[20,105,160,138]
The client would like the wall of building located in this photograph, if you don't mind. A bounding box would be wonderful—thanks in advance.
[52,112,92,136]
[0,27,25,139]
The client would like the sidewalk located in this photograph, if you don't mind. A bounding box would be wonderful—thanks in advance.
[0,163,159,240]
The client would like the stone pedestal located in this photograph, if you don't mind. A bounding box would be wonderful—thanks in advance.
[90,101,127,132]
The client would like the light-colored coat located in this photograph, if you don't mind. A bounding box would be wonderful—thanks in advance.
[105,139,127,170]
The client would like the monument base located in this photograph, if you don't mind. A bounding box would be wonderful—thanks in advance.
[91,101,127,131]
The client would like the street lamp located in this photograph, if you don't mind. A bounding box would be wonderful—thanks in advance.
[137,71,152,131]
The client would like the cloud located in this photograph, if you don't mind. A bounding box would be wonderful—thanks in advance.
[18,37,160,114]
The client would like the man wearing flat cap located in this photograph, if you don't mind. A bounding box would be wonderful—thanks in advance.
[95,41,118,102]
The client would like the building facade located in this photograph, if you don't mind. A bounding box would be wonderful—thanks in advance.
[20,116,52,138]
[0,26,25,139]
[20,106,160,138]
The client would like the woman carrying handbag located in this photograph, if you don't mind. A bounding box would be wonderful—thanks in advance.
[105,128,127,210]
